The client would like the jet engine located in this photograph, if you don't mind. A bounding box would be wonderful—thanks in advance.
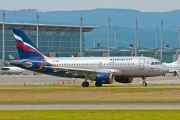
[64,72,74,78]
[173,70,179,76]
[115,77,133,83]
[93,72,114,84]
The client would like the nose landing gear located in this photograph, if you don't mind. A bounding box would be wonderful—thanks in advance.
[142,77,147,86]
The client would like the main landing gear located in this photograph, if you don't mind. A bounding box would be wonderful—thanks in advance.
[82,81,89,87]
[82,77,89,87]
[82,77,103,87]
[142,77,147,86]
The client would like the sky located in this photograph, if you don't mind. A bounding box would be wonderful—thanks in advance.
[1,0,180,12]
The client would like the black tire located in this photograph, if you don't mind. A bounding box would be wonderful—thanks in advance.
[95,82,102,87]
[82,82,89,87]
[142,83,147,87]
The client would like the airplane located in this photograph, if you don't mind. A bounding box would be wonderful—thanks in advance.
[163,54,180,76]
[0,66,27,75]
[10,28,169,87]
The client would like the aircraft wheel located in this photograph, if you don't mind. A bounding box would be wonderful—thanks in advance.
[95,82,102,87]
[142,82,147,86]
[82,81,89,87]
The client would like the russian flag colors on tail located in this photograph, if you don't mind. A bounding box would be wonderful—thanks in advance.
[13,28,45,59]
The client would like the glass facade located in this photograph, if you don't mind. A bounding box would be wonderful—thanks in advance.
[29,30,85,57]
[85,47,180,63]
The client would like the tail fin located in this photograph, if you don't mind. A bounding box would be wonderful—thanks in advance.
[174,54,180,64]
[13,28,45,59]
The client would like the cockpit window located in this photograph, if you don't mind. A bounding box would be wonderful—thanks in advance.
[151,62,162,65]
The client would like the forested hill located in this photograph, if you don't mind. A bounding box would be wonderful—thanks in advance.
[1,9,180,48]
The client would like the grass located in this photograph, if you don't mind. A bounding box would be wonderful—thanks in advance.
[0,86,180,92]
[0,110,179,120]
[0,87,180,102]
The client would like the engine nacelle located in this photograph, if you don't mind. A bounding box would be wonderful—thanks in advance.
[115,77,133,83]
[64,72,74,78]
[94,73,114,84]
[173,70,179,76]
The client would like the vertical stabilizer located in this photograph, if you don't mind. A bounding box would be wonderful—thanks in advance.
[174,54,180,64]
[13,28,45,59]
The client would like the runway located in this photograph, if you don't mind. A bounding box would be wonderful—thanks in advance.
[0,73,180,85]
[0,102,180,110]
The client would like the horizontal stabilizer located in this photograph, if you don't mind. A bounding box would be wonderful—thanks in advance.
[10,61,33,68]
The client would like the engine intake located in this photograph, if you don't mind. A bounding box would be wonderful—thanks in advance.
[95,72,114,84]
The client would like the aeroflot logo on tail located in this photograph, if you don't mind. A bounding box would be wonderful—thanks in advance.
[14,34,41,53]
[109,58,133,61]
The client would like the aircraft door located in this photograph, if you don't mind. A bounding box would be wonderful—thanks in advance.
[99,62,102,68]
[41,60,46,71]
[139,59,145,70]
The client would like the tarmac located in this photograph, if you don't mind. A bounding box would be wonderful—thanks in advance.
[0,102,180,110]
[0,73,179,85]
[0,73,180,110]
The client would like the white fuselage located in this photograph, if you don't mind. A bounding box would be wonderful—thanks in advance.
[44,56,168,77]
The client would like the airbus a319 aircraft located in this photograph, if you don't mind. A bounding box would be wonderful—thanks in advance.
[10,29,169,87]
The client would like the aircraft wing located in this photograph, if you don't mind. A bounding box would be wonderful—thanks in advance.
[44,66,120,76]
[45,66,95,72]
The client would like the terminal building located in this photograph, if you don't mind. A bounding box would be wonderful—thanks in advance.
[0,23,98,60]
[0,23,179,65]
[85,44,180,63]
